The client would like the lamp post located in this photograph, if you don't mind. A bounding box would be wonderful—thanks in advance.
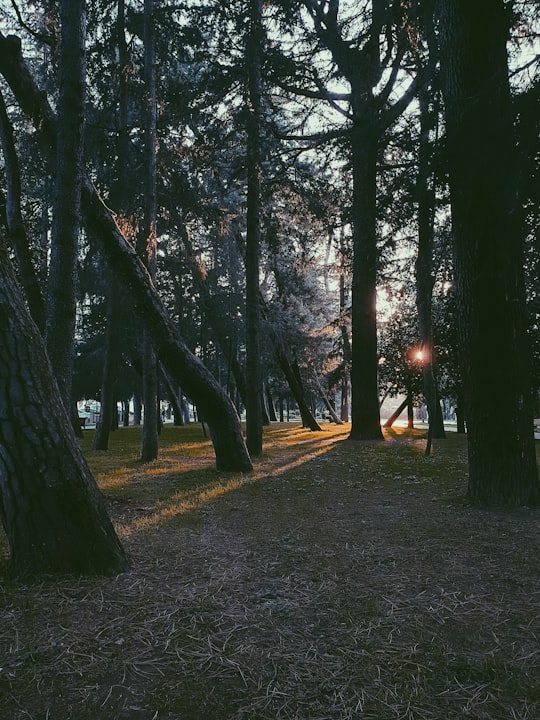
[412,344,437,456]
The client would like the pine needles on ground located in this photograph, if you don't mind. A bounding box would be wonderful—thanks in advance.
[1,423,539,719]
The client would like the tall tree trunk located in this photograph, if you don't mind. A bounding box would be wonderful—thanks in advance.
[338,227,351,422]
[245,0,264,456]
[122,399,130,426]
[93,273,118,450]
[340,376,349,422]
[415,81,446,440]
[348,91,384,440]
[45,0,86,415]
[304,0,422,439]
[455,386,466,434]
[94,0,130,452]
[437,0,539,505]
[133,393,142,426]
[0,236,128,575]
[291,358,322,430]
[265,383,278,422]
[407,388,414,429]
[139,0,159,462]
[0,89,46,333]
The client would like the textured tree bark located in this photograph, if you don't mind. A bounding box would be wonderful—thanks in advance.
[0,90,46,333]
[45,0,86,415]
[0,30,252,473]
[261,390,271,426]
[455,387,466,434]
[0,238,128,575]
[407,389,414,429]
[340,376,349,422]
[122,399,130,427]
[437,0,539,505]
[133,394,142,426]
[338,228,351,422]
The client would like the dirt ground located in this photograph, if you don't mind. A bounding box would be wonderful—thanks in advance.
[1,423,539,719]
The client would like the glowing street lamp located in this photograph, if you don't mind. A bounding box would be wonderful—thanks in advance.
[409,346,426,366]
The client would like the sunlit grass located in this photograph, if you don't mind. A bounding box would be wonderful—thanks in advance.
[83,422,352,537]
[81,421,472,541]
[2,422,537,556]
[10,420,533,549]
[116,474,251,538]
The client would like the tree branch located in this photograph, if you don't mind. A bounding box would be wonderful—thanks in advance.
[9,0,54,45]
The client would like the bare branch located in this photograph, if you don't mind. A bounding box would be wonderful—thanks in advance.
[9,0,53,45]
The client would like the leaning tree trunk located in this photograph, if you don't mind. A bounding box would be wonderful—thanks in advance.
[81,184,252,471]
[259,298,321,431]
[0,89,46,333]
[437,0,539,505]
[315,379,343,425]
[0,237,128,575]
[0,30,252,473]
[276,349,321,430]
[291,358,322,431]
[383,396,408,429]
[160,365,184,426]
[183,230,247,403]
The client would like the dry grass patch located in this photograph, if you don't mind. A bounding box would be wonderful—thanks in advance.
[1,423,539,719]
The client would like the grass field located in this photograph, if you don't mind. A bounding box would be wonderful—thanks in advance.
[1,423,539,719]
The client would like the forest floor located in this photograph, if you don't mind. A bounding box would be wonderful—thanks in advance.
[1,422,540,720]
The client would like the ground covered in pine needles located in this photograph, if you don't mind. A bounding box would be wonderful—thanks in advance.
[1,423,540,720]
